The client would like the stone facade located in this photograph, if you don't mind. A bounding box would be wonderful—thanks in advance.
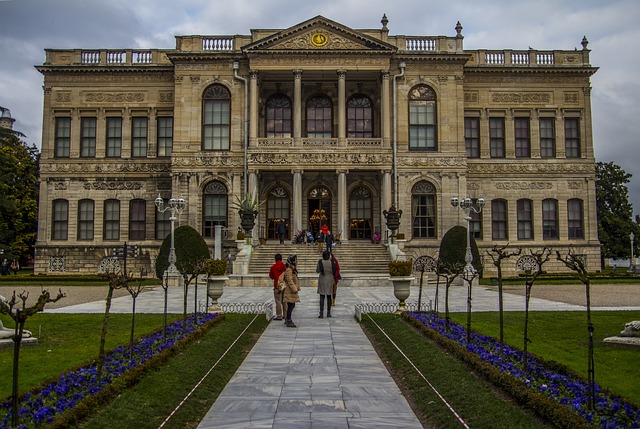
[34,15,600,276]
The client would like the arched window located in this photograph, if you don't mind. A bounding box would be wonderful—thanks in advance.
[492,199,508,240]
[129,199,146,240]
[306,95,332,138]
[542,198,559,240]
[347,94,373,138]
[52,199,69,240]
[266,94,292,138]
[411,181,437,238]
[517,199,533,240]
[103,199,120,241]
[77,199,95,240]
[567,199,584,239]
[349,186,372,239]
[203,181,228,238]
[203,85,230,150]
[408,85,437,150]
[267,186,290,239]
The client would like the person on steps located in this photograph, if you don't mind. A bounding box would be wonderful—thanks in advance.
[316,250,335,318]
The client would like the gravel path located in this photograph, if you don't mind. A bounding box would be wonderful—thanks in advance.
[0,285,144,309]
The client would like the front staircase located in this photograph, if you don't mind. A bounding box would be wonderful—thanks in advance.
[230,240,392,287]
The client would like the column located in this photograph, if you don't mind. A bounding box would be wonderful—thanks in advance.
[293,70,302,146]
[337,170,348,242]
[249,71,258,147]
[381,170,392,214]
[337,70,346,146]
[381,71,391,147]
[292,170,303,235]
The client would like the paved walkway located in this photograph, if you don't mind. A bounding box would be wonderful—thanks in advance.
[44,282,637,428]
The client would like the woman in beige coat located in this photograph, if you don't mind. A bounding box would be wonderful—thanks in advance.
[283,255,301,327]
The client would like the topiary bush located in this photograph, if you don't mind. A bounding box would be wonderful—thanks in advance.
[155,225,211,279]
[204,259,228,276]
[439,225,482,276]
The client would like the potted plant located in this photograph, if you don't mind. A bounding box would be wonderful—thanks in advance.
[389,259,414,313]
[231,194,264,235]
[204,259,228,313]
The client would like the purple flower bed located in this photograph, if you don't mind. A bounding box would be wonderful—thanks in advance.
[0,313,218,429]
[407,312,640,429]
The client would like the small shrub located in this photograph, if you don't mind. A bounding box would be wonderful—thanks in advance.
[204,259,227,276]
[389,259,413,276]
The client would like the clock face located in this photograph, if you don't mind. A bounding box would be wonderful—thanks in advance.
[311,32,328,47]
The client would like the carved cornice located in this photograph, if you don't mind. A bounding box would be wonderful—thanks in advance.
[399,157,466,167]
[495,182,553,190]
[40,162,171,173]
[84,92,145,103]
[172,155,243,167]
[468,163,594,174]
[492,92,551,103]
[247,152,392,166]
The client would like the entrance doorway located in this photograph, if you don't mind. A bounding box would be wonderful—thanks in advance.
[307,185,331,237]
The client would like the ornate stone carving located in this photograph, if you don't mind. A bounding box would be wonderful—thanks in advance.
[492,92,551,103]
[568,181,583,189]
[564,92,579,103]
[53,182,67,190]
[464,91,478,102]
[84,92,145,103]
[159,92,174,102]
[468,163,594,174]
[494,182,553,190]
[400,157,466,167]
[55,92,71,102]
[40,162,171,173]
[83,181,143,190]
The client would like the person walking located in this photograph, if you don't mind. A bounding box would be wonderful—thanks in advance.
[268,253,287,320]
[325,229,333,253]
[283,255,301,327]
[330,253,341,305]
[277,219,287,244]
[316,250,335,318]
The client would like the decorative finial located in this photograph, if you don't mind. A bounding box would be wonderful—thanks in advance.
[381,14,388,30]
[581,36,589,50]
[455,21,463,37]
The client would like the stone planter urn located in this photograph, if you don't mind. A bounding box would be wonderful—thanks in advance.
[390,276,414,313]
[206,275,228,313]
[239,210,258,235]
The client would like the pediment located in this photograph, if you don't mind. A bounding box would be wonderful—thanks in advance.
[243,15,396,53]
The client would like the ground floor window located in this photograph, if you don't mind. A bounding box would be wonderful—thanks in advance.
[203,181,228,238]
[411,181,436,238]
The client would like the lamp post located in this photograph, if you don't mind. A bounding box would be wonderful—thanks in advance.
[451,196,484,343]
[630,232,635,273]
[155,194,186,274]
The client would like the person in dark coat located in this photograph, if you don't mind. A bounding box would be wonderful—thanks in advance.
[316,250,335,318]
[277,219,287,244]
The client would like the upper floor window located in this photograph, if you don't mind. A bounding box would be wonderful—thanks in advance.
[77,199,95,240]
[132,117,148,157]
[306,94,332,138]
[52,199,69,240]
[411,181,437,238]
[129,199,146,241]
[54,117,71,158]
[203,181,228,238]
[568,199,584,239]
[542,198,559,240]
[266,94,292,138]
[489,118,505,158]
[491,199,508,240]
[514,117,530,158]
[565,118,581,158]
[104,199,120,241]
[106,117,122,158]
[157,117,173,157]
[203,85,231,150]
[408,85,437,151]
[540,118,556,158]
[80,117,96,158]
[347,94,373,138]
[465,117,480,158]
[517,199,533,240]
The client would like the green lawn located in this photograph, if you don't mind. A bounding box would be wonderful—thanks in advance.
[448,310,640,404]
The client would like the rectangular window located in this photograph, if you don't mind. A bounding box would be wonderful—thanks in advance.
[131,117,148,157]
[409,101,437,150]
[540,118,556,158]
[129,200,146,241]
[565,118,581,158]
[106,117,122,157]
[103,200,120,241]
[568,199,584,239]
[517,199,533,240]
[157,117,173,157]
[52,199,68,240]
[489,118,505,158]
[55,117,71,158]
[155,199,171,240]
[80,117,96,157]
[465,117,480,158]
[203,100,230,150]
[542,199,559,239]
[491,200,508,240]
[77,199,95,240]
[203,195,228,238]
[514,118,530,158]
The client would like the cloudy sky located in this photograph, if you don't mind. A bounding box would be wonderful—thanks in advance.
[1,0,639,213]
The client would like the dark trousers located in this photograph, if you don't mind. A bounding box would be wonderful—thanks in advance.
[319,294,332,315]
[286,302,295,321]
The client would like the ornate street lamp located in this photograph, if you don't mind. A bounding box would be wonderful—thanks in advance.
[155,194,186,274]
[383,204,402,242]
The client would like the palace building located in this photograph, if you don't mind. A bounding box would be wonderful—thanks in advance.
[34,15,600,276]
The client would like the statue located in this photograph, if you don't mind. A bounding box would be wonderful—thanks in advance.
[0,319,32,340]
[619,321,640,338]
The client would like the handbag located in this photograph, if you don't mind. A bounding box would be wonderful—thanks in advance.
[277,271,286,291]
